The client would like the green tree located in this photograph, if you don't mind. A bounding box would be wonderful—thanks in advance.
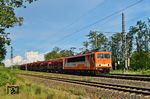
[97,32,108,50]
[83,41,89,50]
[70,47,76,55]
[0,31,10,62]
[87,31,97,49]
[87,31,109,51]
[129,20,150,70]
[60,49,73,57]
[111,33,123,69]
[45,47,61,60]
[53,47,61,52]
[44,47,74,60]
[82,41,89,53]
[0,0,36,62]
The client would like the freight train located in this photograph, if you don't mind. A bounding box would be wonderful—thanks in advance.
[19,51,112,74]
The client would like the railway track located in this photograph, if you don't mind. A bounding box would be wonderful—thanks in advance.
[97,74,150,81]
[111,74,150,77]
[20,73,150,96]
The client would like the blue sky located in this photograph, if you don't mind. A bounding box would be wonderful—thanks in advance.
[5,0,150,59]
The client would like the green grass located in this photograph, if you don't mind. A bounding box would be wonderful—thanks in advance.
[110,69,150,75]
[0,67,18,86]
[0,81,80,99]
[0,67,85,99]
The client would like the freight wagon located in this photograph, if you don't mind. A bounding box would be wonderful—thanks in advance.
[20,51,112,74]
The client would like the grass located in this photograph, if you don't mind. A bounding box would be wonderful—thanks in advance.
[110,69,150,75]
[0,81,80,99]
[0,67,86,99]
[11,68,150,99]
[0,67,18,86]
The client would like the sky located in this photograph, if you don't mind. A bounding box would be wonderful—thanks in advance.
[3,0,150,66]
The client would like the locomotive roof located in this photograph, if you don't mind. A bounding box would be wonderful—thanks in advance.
[64,51,111,59]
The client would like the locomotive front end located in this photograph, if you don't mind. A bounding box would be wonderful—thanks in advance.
[95,52,112,73]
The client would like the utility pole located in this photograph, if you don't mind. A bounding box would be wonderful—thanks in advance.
[95,31,98,50]
[122,13,128,72]
[95,36,97,49]
[11,46,13,69]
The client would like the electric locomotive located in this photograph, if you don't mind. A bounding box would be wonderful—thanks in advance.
[19,51,112,74]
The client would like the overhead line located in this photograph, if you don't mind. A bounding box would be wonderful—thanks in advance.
[72,0,144,34]
[52,0,143,46]
[59,2,104,31]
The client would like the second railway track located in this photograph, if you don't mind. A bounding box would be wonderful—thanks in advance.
[20,73,150,96]
[97,74,150,81]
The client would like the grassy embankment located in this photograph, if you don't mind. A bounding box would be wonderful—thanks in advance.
[12,68,150,99]
[0,67,84,99]
[110,69,150,75]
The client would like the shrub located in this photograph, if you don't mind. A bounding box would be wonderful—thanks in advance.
[0,72,9,86]
[47,93,54,99]
[35,86,41,95]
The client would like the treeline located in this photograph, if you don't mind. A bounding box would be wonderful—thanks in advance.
[45,47,74,60]
[45,19,150,70]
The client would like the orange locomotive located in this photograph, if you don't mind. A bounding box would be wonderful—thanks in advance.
[20,51,112,74]
[63,51,112,74]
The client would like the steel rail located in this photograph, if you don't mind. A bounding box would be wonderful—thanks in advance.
[20,73,150,96]
[97,74,150,81]
[110,74,150,77]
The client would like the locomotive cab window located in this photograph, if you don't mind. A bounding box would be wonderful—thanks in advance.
[67,56,85,63]
[97,54,110,58]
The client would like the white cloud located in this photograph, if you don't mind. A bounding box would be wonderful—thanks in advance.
[26,51,44,63]
[3,51,44,67]
[13,56,23,65]
[3,59,11,67]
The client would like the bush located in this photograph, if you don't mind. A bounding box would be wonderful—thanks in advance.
[0,67,17,86]
[0,72,9,86]
[47,93,54,99]
[35,86,41,95]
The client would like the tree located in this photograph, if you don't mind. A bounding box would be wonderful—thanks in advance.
[129,20,150,70]
[44,47,74,60]
[87,31,109,51]
[83,41,88,50]
[111,33,123,69]
[97,32,108,50]
[60,49,73,57]
[53,47,61,52]
[82,41,89,53]
[87,31,97,50]
[0,0,36,62]
[0,31,10,62]
[70,47,76,55]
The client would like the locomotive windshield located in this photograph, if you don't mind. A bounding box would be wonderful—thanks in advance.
[97,54,110,58]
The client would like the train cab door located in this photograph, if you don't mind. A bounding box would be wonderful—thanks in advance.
[88,54,95,69]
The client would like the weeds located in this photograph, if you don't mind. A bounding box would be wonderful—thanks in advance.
[110,69,150,75]
[0,68,17,86]
[47,93,54,99]
[35,86,41,95]
[0,67,85,99]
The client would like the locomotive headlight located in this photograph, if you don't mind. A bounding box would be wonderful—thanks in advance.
[96,64,110,66]
[100,64,108,66]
